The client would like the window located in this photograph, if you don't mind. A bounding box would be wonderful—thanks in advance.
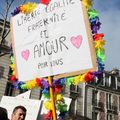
[119,97,120,111]
[70,85,80,99]
[106,93,112,109]
[109,94,112,109]
[92,111,98,120]
[92,90,98,106]
[101,73,105,86]
[105,76,109,87]
[117,77,120,90]
[5,82,14,96]
[0,66,5,79]
[0,27,2,36]
[69,85,78,115]
[107,114,112,120]
[105,74,111,87]
[110,76,116,89]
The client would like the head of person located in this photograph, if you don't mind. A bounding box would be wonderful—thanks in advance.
[11,105,27,120]
[0,107,9,120]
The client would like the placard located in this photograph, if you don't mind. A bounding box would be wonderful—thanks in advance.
[11,0,96,81]
[16,90,31,99]
[0,96,41,120]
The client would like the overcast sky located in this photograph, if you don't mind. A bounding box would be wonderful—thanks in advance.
[0,0,120,71]
[94,0,120,70]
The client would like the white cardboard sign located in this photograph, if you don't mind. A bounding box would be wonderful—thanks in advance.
[11,0,96,81]
[0,96,41,120]
[16,90,31,99]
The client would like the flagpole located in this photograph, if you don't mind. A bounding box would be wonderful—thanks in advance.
[48,76,57,120]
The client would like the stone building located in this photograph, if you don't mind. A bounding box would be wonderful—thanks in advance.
[65,69,120,120]
[0,19,11,99]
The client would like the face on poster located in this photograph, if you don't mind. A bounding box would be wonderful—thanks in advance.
[11,0,96,82]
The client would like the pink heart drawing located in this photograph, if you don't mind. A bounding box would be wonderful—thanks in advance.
[21,50,30,61]
[70,35,83,48]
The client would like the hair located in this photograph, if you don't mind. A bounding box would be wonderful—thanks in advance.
[0,107,9,120]
[12,105,27,114]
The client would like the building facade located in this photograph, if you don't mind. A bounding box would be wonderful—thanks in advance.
[66,69,120,120]
[0,19,11,99]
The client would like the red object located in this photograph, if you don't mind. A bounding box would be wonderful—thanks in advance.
[85,72,94,82]
[41,0,51,5]
[45,110,53,120]
[54,85,63,94]
[93,33,104,41]
[10,75,17,82]
[36,78,41,86]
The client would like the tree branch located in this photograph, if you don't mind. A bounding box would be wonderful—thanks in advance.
[0,52,10,57]
[0,12,5,19]
[0,29,10,42]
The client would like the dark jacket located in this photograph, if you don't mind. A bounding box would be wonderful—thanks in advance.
[0,107,9,120]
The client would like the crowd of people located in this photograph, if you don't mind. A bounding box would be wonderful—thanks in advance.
[0,105,27,120]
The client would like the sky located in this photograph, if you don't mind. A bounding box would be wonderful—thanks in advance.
[94,0,120,71]
[0,0,120,71]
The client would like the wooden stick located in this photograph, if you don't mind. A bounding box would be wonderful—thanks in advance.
[48,76,57,120]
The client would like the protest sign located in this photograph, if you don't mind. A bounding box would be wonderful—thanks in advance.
[11,0,96,82]
[15,91,71,120]
[16,90,31,99]
[0,96,41,120]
